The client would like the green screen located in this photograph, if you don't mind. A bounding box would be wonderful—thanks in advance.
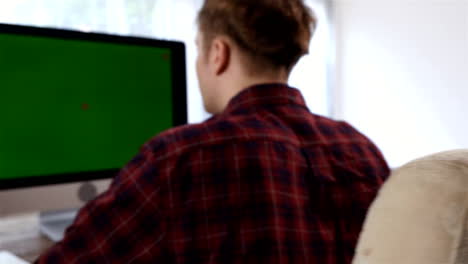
[0,33,173,180]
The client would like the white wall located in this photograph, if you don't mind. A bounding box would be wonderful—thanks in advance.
[333,0,468,167]
[290,0,333,117]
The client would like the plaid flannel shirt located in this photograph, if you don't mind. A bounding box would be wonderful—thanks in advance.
[37,83,390,263]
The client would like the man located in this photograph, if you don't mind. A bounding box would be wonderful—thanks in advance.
[37,0,390,263]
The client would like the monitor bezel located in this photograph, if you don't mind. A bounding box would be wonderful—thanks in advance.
[0,23,187,190]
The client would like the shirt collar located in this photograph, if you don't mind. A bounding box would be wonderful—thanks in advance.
[223,83,309,115]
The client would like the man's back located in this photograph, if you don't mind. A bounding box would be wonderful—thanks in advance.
[37,84,389,263]
[160,84,390,263]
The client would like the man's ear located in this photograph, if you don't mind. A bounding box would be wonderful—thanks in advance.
[210,37,230,76]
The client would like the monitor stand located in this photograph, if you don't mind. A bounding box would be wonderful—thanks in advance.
[38,182,100,242]
[39,209,78,242]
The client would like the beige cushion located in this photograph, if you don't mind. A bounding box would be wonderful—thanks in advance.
[353,149,468,264]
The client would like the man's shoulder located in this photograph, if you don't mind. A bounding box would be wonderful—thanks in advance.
[311,114,373,144]
[142,112,379,160]
[142,116,254,159]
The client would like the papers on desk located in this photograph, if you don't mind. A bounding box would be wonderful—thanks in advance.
[0,251,29,264]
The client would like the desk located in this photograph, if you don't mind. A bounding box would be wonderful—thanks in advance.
[0,213,54,263]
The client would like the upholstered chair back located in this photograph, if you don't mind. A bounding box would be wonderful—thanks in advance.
[353,150,468,264]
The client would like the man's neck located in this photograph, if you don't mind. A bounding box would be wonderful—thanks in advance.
[216,76,289,114]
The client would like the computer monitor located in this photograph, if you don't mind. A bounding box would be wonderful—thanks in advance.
[0,23,187,240]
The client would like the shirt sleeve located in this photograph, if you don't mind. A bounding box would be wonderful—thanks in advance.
[35,145,168,264]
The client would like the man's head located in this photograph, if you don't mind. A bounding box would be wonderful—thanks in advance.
[196,0,317,114]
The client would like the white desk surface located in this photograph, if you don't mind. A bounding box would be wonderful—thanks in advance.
[0,251,30,264]
[0,213,54,263]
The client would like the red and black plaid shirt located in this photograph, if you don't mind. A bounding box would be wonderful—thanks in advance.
[37,83,390,264]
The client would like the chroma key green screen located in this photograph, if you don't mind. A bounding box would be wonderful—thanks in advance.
[0,26,182,182]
